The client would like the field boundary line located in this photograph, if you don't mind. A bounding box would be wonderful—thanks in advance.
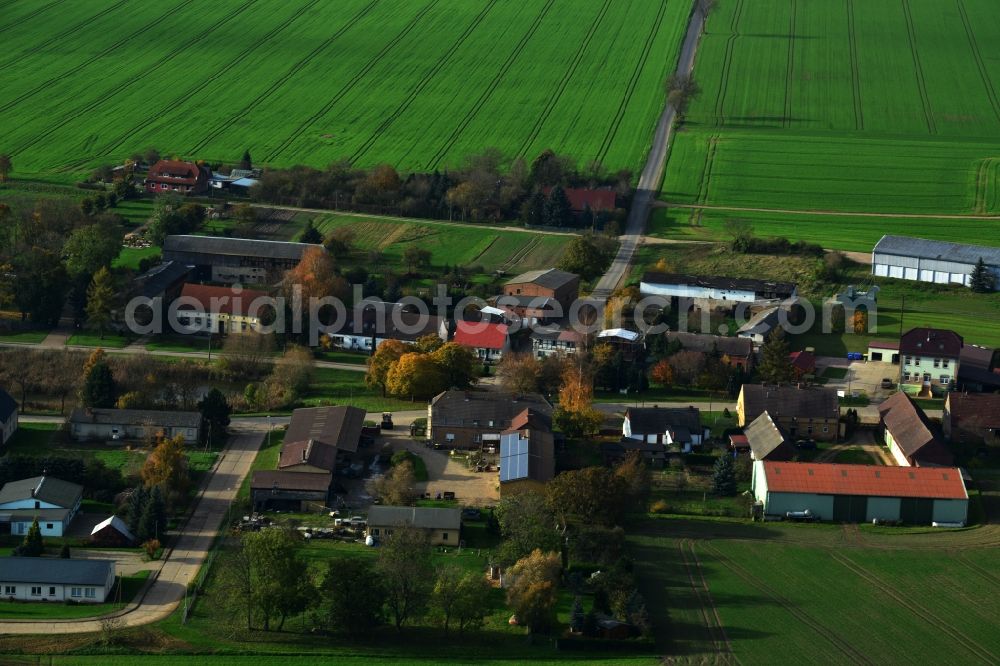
[425,0,555,170]
[714,0,744,125]
[955,0,1000,124]
[783,0,797,129]
[678,540,736,661]
[701,542,873,665]
[661,201,1000,221]
[0,0,197,117]
[829,550,998,663]
[188,0,381,156]
[94,0,325,159]
[594,0,669,166]
[845,0,864,130]
[0,0,131,73]
[18,0,276,159]
[348,0,499,164]
[695,135,719,204]
[498,235,542,273]
[264,0,441,163]
[514,0,614,159]
[900,0,936,135]
[0,0,66,36]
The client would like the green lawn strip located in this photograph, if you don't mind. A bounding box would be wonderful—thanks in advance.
[302,368,416,413]
[3,422,58,453]
[830,447,876,465]
[821,367,849,379]
[0,329,49,344]
[66,330,134,348]
[0,571,150,620]
[113,246,161,270]
[236,429,286,501]
[315,350,369,365]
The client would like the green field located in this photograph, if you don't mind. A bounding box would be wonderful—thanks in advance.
[660,0,1000,247]
[0,0,690,180]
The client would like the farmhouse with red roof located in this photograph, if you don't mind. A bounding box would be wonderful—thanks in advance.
[174,283,270,335]
[145,159,210,195]
[453,320,510,363]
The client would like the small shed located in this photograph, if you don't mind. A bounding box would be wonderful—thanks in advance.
[867,340,900,364]
[89,515,136,547]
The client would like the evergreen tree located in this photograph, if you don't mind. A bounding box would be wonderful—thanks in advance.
[570,596,585,633]
[85,266,116,339]
[80,356,117,408]
[713,454,737,496]
[543,186,573,228]
[299,220,323,244]
[139,486,167,542]
[970,257,996,293]
[239,150,253,170]
[20,518,44,556]
[757,328,795,384]
[198,388,231,445]
[127,485,148,536]
[520,190,546,227]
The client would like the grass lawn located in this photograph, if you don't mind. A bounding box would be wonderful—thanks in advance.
[145,334,214,353]
[0,329,49,344]
[394,450,428,482]
[830,447,876,466]
[237,429,286,501]
[301,368,416,413]
[113,246,161,271]
[3,422,58,452]
[0,571,150,620]
[67,330,134,349]
[822,367,849,380]
[315,350,369,365]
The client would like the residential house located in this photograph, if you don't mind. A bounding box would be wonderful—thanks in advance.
[69,408,201,444]
[640,272,797,305]
[325,302,445,352]
[943,393,1000,447]
[737,307,781,346]
[162,235,317,284]
[743,412,796,461]
[250,470,333,512]
[144,159,210,195]
[499,411,555,497]
[789,350,817,379]
[492,295,562,326]
[899,328,963,396]
[957,345,1000,392]
[0,476,83,537]
[453,320,510,363]
[428,390,553,450]
[89,516,136,548]
[622,406,708,453]
[0,557,115,603]
[174,283,270,335]
[737,384,840,441]
[530,327,584,358]
[872,234,1000,289]
[543,187,617,216]
[596,329,643,360]
[366,506,462,546]
[878,392,953,467]
[0,388,17,447]
[281,406,366,470]
[752,461,968,524]
[502,268,580,315]
[662,332,754,370]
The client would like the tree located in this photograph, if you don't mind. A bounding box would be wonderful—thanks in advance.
[546,467,625,527]
[126,485,148,537]
[13,247,68,325]
[650,358,674,387]
[614,450,651,513]
[0,154,11,182]
[758,328,795,384]
[724,218,754,253]
[140,434,189,499]
[371,459,416,506]
[431,342,479,389]
[85,267,115,339]
[431,565,464,634]
[239,149,253,170]
[386,352,445,401]
[63,220,123,278]
[713,454,737,496]
[219,332,274,380]
[665,74,701,116]
[299,219,323,244]
[431,566,492,634]
[322,557,385,637]
[557,233,616,281]
[553,364,604,438]
[19,518,44,557]
[852,309,869,335]
[282,246,348,327]
[543,186,573,228]
[506,550,561,634]
[137,485,166,542]
[402,246,432,274]
[264,344,314,409]
[496,353,540,394]
[242,528,312,631]
[970,257,996,293]
[80,350,117,408]
[377,524,434,631]
[323,226,355,257]
[494,492,562,566]
[198,387,231,445]
[520,190,546,226]
[570,596,585,633]
[366,339,407,396]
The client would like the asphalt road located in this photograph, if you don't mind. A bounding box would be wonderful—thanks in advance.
[590,4,706,300]
[0,427,263,635]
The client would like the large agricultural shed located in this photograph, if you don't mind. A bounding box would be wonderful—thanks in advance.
[752,461,968,525]
[871,235,1000,289]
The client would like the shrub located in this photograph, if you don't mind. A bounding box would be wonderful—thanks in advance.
[649,500,670,514]
[143,538,161,560]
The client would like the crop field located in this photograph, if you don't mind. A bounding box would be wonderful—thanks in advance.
[660,0,1000,246]
[314,214,569,275]
[0,0,690,180]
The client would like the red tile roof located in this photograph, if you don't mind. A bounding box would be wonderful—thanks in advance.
[178,283,269,317]
[761,461,967,499]
[147,159,205,186]
[789,350,816,373]
[454,320,508,350]
[543,187,616,212]
[869,339,899,350]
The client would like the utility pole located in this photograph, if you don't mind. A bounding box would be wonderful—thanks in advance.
[898,294,905,386]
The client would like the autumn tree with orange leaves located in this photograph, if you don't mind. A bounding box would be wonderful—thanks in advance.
[282,246,348,326]
[553,364,603,437]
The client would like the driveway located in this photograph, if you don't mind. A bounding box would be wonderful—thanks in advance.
[393,435,498,506]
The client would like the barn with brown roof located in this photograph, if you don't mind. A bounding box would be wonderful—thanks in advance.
[943,393,1000,447]
[279,406,365,472]
[878,392,953,467]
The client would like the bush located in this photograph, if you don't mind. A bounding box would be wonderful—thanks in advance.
[649,500,670,514]
[143,539,161,560]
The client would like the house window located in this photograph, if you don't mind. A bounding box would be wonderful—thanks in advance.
[445,433,455,441]
[49,587,56,596]
[85,588,96,599]
[34,501,39,509]
[942,359,949,368]
[71,587,81,598]
[904,356,912,365]
[940,376,950,385]
[371,528,380,536]
[442,532,449,541]
[823,426,829,433]
[31,586,41,596]
[915,357,922,365]
[4,585,15,595]
[474,434,481,443]
[902,373,910,382]
[46,523,53,530]
[934,358,940,368]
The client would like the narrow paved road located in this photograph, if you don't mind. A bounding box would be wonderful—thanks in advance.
[0,427,263,634]
[591,4,706,300]
[659,200,1000,222]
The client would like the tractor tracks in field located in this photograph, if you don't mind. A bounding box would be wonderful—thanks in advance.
[972,158,996,215]
[0,0,66,37]
[593,0,668,167]
[701,542,874,665]
[188,0,381,156]
[829,550,998,664]
[678,540,735,662]
[264,0,440,164]
[497,235,542,273]
[425,0,555,171]
[955,0,1000,124]
[714,0,744,125]
[782,0,797,129]
[515,0,614,160]
[0,0,132,74]
[845,0,864,130]
[348,0,498,164]
[0,0,197,117]
[695,135,719,205]
[96,0,326,159]
[900,0,936,135]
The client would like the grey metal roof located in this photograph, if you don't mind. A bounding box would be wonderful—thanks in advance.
[0,476,82,509]
[135,261,193,299]
[505,268,578,291]
[0,557,113,586]
[431,391,552,428]
[163,235,317,261]
[744,412,790,460]
[367,506,461,530]
[69,408,201,428]
[0,388,16,422]
[0,508,71,522]
[626,406,701,435]
[642,271,797,297]
[251,470,333,492]
[873,235,1000,266]
[284,406,365,455]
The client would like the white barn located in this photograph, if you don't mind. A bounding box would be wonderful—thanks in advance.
[872,235,1000,289]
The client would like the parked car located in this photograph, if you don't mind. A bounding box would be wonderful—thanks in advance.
[795,439,817,450]
[347,515,366,528]
[381,412,394,430]
[461,508,481,520]
[880,378,895,389]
